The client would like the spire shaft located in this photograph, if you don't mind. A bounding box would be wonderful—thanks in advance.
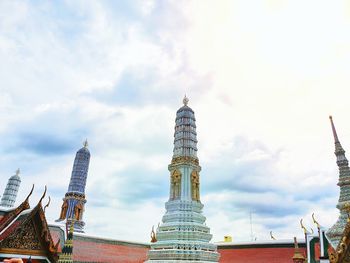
[330,116,340,143]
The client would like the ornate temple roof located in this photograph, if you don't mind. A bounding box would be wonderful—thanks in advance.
[0,186,59,263]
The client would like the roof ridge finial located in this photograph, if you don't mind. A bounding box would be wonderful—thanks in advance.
[270,231,276,240]
[312,212,321,229]
[183,94,189,106]
[294,237,298,249]
[83,139,88,148]
[38,185,47,204]
[330,116,340,143]
[44,196,51,213]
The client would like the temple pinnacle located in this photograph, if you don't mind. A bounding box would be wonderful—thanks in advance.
[15,168,20,176]
[183,95,189,106]
[83,139,88,148]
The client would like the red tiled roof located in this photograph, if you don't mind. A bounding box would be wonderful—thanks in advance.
[49,225,65,253]
[64,235,310,263]
[218,246,305,263]
[72,234,149,263]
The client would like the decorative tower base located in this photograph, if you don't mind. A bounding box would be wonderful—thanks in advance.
[145,97,220,262]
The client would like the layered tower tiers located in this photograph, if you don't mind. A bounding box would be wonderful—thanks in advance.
[145,97,220,262]
[326,116,350,248]
[0,169,21,208]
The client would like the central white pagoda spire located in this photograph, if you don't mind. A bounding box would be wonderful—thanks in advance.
[145,96,220,262]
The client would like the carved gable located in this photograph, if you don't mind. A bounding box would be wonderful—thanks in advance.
[1,219,42,251]
[0,204,58,262]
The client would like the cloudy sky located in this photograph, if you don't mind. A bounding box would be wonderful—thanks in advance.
[1,0,350,243]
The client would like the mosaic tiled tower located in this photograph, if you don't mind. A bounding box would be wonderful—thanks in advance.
[146,97,220,262]
[0,169,21,207]
[326,116,350,247]
[56,140,90,232]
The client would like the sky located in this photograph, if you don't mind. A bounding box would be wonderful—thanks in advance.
[1,0,350,243]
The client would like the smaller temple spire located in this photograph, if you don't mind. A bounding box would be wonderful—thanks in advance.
[0,169,22,207]
[56,141,91,232]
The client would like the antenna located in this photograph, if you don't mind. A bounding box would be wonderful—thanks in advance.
[250,211,253,241]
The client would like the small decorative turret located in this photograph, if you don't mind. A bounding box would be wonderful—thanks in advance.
[0,169,21,207]
[292,237,306,263]
[58,222,74,263]
[326,116,350,248]
[56,140,91,232]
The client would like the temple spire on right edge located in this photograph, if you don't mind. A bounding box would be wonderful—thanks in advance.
[326,116,350,248]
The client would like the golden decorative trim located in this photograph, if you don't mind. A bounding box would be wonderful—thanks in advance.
[171,156,199,166]
[330,217,350,263]
[170,170,181,200]
[191,171,200,201]
[0,247,46,256]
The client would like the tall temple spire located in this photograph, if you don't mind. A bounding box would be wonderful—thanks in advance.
[56,140,91,232]
[0,169,21,207]
[145,97,220,262]
[326,116,350,248]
